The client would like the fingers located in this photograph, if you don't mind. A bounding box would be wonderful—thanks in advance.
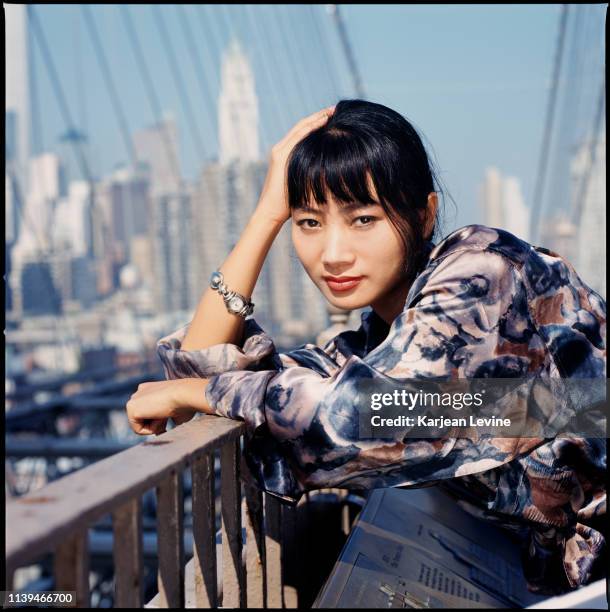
[279,105,335,148]
[151,418,167,435]
[128,416,167,436]
[294,106,335,134]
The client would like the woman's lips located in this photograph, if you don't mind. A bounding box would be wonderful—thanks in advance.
[324,277,364,292]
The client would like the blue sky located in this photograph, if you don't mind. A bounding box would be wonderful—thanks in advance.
[26,4,602,234]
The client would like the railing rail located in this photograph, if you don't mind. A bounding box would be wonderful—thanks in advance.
[7,307,357,607]
[6,415,298,608]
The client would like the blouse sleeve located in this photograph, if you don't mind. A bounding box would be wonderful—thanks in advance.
[157,317,286,379]
[202,248,544,503]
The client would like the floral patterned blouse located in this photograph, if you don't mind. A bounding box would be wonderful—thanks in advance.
[157,224,606,595]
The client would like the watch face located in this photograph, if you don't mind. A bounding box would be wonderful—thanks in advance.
[228,296,245,312]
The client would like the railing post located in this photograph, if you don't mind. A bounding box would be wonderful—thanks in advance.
[54,529,89,608]
[112,497,144,607]
[242,456,266,608]
[221,439,245,608]
[191,451,218,607]
[156,469,185,608]
[264,493,282,608]
[281,503,299,608]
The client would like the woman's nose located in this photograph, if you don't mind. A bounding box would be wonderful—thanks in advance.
[321,227,356,268]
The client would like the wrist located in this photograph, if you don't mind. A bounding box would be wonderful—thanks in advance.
[252,202,289,228]
[173,378,213,416]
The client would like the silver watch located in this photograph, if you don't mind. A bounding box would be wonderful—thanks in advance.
[210,271,255,318]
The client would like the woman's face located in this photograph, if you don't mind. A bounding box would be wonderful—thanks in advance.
[290,191,411,325]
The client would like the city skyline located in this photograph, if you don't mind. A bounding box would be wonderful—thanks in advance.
[12,4,606,231]
[5,4,606,379]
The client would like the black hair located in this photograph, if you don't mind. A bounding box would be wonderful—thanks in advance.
[286,99,451,285]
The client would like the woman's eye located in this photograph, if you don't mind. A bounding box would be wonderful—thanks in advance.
[296,218,320,229]
[354,216,376,226]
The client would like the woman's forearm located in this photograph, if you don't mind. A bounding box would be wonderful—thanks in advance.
[180,205,285,351]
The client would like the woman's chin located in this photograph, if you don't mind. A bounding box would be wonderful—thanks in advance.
[326,293,370,311]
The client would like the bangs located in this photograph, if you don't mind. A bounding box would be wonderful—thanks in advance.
[286,130,382,210]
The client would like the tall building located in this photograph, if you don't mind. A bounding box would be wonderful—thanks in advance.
[572,129,606,298]
[52,181,93,257]
[101,165,151,265]
[132,115,182,196]
[15,153,65,256]
[10,153,65,317]
[57,128,92,185]
[480,167,503,228]
[218,39,260,164]
[479,167,530,242]
[5,4,30,191]
[188,37,330,337]
[192,159,277,321]
[132,114,195,314]
[539,215,578,266]
[149,191,193,313]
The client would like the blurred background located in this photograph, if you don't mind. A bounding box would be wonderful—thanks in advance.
[4,3,606,602]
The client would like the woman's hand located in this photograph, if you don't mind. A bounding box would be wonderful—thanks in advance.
[126,379,212,436]
[255,105,335,226]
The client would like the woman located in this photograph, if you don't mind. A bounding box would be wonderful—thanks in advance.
[126,100,606,594]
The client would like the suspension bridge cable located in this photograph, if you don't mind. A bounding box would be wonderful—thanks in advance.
[327,5,365,99]
[307,5,341,102]
[207,7,256,159]
[271,6,318,114]
[150,5,209,162]
[73,9,87,139]
[27,6,105,363]
[28,16,44,159]
[285,5,332,109]
[240,5,293,143]
[81,5,137,166]
[83,7,159,355]
[235,4,294,152]
[175,5,218,151]
[23,26,72,368]
[529,4,569,243]
[547,8,582,216]
[247,5,306,124]
[570,81,605,227]
[119,5,183,190]
[195,5,222,90]
[28,5,94,184]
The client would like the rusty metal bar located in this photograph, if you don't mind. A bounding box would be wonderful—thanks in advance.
[281,503,298,608]
[156,470,185,608]
[54,529,89,607]
[264,493,282,608]
[220,439,245,608]
[6,417,244,570]
[191,451,218,607]
[242,458,265,607]
[112,498,143,607]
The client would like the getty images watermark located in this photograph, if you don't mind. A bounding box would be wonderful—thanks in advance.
[344,378,607,439]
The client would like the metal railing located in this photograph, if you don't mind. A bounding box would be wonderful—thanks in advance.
[6,415,304,608]
[6,306,358,607]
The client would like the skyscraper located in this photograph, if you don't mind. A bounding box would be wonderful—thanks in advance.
[573,129,606,298]
[10,153,65,317]
[218,39,260,164]
[5,4,30,192]
[149,191,193,313]
[132,114,182,197]
[479,167,530,242]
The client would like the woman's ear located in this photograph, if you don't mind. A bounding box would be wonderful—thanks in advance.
[424,192,438,239]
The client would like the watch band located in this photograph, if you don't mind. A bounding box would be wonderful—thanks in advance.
[210,271,255,318]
